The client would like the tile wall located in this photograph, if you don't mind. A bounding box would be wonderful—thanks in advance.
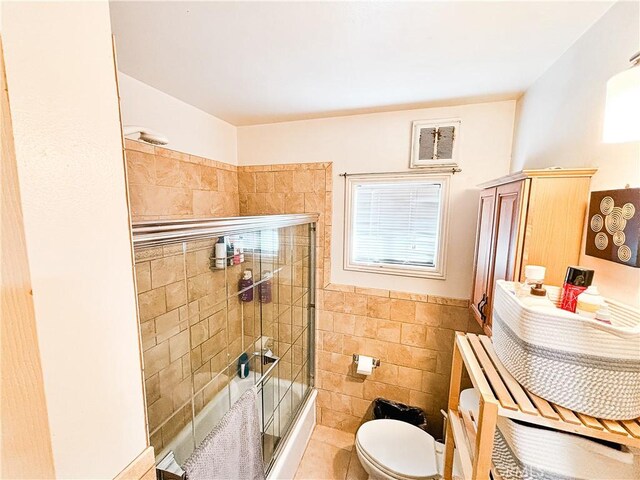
[125,139,239,222]
[237,162,479,438]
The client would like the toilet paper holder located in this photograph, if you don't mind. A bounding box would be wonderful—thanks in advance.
[353,353,381,368]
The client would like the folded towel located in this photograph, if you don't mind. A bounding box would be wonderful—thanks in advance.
[184,386,265,480]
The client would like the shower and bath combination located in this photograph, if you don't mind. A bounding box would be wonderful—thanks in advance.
[132,215,317,479]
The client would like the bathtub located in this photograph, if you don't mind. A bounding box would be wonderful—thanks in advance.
[156,374,316,478]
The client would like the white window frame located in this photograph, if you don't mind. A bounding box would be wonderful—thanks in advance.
[343,172,450,279]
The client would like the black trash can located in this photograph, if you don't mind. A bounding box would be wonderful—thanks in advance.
[372,398,428,432]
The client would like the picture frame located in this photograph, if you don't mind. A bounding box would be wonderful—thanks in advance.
[410,118,461,169]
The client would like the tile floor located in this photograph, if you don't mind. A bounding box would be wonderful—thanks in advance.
[294,425,368,480]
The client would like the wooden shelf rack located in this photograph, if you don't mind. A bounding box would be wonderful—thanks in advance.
[443,332,640,480]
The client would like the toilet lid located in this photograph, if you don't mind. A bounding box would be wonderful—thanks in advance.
[356,420,438,479]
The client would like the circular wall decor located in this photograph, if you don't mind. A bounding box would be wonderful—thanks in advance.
[605,207,626,235]
[600,196,615,215]
[595,232,608,250]
[590,214,603,232]
[618,245,632,263]
[612,231,626,246]
[622,202,636,220]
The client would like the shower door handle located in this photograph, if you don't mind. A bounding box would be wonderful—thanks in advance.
[256,354,280,387]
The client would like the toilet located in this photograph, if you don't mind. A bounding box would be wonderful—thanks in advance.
[355,389,479,480]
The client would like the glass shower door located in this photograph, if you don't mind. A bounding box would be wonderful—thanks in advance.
[132,215,316,474]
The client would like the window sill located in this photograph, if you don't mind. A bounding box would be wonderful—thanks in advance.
[344,263,446,280]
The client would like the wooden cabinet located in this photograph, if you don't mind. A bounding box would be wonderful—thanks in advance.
[470,169,596,335]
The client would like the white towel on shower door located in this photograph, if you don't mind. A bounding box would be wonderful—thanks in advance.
[183,386,266,480]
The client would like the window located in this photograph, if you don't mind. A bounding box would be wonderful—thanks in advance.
[344,173,449,278]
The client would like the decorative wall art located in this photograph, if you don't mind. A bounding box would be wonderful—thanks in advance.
[410,119,460,168]
[585,188,640,267]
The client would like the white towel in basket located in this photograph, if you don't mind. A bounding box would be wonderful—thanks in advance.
[183,386,265,480]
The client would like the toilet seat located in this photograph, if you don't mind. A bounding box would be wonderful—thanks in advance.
[355,419,439,479]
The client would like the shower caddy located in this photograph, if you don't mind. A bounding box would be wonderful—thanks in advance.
[442,332,640,479]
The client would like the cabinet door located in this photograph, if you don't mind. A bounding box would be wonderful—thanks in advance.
[470,188,496,327]
[486,180,526,332]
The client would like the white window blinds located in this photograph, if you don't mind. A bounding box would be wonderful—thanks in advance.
[345,174,449,278]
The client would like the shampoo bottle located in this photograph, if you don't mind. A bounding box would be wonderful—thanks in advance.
[239,269,254,302]
[237,352,250,379]
[214,237,226,270]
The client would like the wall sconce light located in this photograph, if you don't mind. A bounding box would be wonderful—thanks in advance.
[603,51,640,143]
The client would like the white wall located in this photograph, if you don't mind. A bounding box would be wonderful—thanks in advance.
[512,1,640,306]
[238,101,516,299]
[118,71,238,164]
[2,2,147,478]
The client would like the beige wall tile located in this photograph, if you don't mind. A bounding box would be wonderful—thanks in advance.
[319,409,361,434]
[363,338,389,362]
[321,332,344,353]
[138,287,167,322]
[140,320,156,351]
[200,166,219,191]
[333,313,356,335]
[238,171,256,193]
[400,323,427,347]
[155,156,181,187]
[155,146,189,162]
[304,192,325,214]
[425,327,455,353]
[151,255,184,288]
[389,299,416,322]
[322,290,344,313]
[354,316,376,339]
[293,170,314,192]
[255,172,275,193]
[363,381,409,404]
[145,374,160,405]
[147,397,172,433]
[318,310,334,332]
[190,320,209,348]
[428,295,469,308]
[284,193,305,213]
[397,366,423,389]
[126,150,156,185]
[169,330,189,363]
[355,287,389,298]
[343,293,367,316]
[375,319,401,343]
[366,296,391,319]
[144,341,170,378]
[371,362,398,385]
[325,283,355,293]
[155,308,181,343]
[135,262,152,293]
[330,392,353,414]
[414,302,443,327]
[341,334,366,357]
[390,291,430,302]
[274,171,294,192]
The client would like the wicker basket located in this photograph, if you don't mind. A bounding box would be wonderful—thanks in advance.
[492,417,640,479]
[492,280,640,420]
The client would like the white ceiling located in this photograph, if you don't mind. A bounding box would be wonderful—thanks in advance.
[110,1,613,126]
